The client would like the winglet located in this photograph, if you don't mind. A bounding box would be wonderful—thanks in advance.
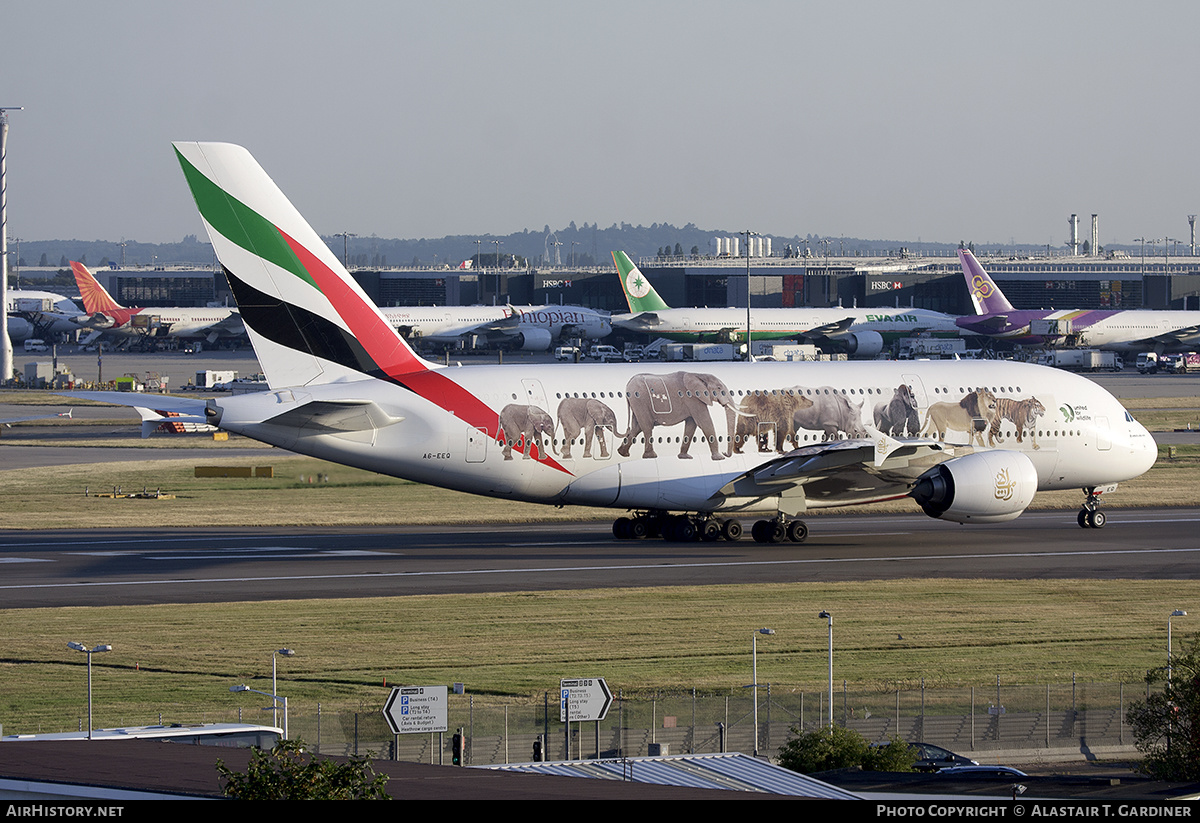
[957,249,1015,315]
[612,251,671,313]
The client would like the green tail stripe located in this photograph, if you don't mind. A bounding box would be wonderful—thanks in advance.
[175,147,317,290]
[612,251,670,312]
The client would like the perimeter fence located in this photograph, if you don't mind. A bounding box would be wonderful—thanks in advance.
[227,678,1152,764]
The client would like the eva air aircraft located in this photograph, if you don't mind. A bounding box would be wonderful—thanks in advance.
[67,144,1155,541]
[611,251,963,358]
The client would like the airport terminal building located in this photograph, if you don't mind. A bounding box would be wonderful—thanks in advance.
[22,253,1200,315]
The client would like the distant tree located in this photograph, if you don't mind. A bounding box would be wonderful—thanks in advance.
[777,725,916,774]
[674,243,683,256]
[39,253,47,266]
[1127,633,1200,780]
[216,738,391,800]
[691,246,700,257]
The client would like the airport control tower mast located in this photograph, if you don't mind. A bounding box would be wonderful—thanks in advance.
[0,107,22,385]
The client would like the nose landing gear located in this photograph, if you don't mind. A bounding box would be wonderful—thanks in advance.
[1078,487,1107,529]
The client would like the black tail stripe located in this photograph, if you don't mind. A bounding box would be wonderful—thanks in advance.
[224,266,393,382]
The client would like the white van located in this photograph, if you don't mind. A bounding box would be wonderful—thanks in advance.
[23,339,48,353]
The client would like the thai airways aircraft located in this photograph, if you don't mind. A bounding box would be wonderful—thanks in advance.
[70,143,1156,541]
[956,249,1200,351]
[610,251,963,358]
[70,261,245,345]
[380,303,611,351]
[6,289,84,341]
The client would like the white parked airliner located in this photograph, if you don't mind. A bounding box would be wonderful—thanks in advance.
[69,144,1157,541]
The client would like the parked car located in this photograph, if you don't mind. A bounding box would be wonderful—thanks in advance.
[935,765,1028,778]
[908,742,978,772]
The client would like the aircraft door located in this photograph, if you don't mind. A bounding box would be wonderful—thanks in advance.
[644,376,673,415]
[1095,416,1111,450]
[465,425,487,462]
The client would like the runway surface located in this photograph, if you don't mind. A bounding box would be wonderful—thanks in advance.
[2,507,1198,608]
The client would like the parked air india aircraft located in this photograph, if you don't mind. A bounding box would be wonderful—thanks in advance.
[956,249,1200,351]
[70,261,245,345]
[71,144,1156,541]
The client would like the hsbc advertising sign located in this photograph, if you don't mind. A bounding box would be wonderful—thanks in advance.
[867,276,908,294]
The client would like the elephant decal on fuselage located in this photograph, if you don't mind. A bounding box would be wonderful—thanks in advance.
[498,403,555,460]
[618,371,739,460]
[555,397,626,459]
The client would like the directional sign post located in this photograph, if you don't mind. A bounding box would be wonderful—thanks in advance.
[559,677,612,722]
[383,685,448,735]
[560,678,612,761]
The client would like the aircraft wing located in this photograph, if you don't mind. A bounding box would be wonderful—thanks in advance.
[958,314,1012,334]
[612,312,662,332]
[55,391,215,438]
[716,437,953,510]
[803,317,856,338]
[1138,325,1200,349]
[0,409,73,426]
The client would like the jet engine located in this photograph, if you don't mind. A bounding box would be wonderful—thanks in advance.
[510,327,553,351]
[910,450,1038,524]
[5,315,33,340]
[835,330,884,358]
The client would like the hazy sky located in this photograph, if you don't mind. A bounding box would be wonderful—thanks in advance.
[7,1,1200,249]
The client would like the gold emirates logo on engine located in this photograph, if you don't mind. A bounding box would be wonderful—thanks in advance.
[994,468,1016,501]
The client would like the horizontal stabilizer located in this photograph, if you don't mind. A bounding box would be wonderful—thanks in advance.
[262,399,405,433]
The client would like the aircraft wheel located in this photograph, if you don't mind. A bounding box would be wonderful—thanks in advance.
[630,519,648,539]
[787,520,809,543]
[1087,510,1106,529]
[722,519,743,541]
[1077,510,1089,529]
[767,520,787,544]
[613,517,633,539]
[751,520,770,543]
[700,520,723,542]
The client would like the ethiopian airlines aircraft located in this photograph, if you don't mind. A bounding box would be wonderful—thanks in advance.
[70,261,244,344]
[71,144,1156,541]
[610,251,963,358]
[380,303,611,351]
[956,249,1200,351]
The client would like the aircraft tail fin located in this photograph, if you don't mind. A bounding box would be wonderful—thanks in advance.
[172,142,433,388]
[612,251,671,313]
[70,262,125,315]
[957,249,1015,315]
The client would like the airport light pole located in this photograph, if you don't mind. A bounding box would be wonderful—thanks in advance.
[1168,610,1187,688]
[334,232,357,269]
[750,628,774,757]
[230,684,289,740]
[741,230,758,360]
[67,641,112,739]
[0,107,22,386]
[272,648,295,732]
[818,611,833,728]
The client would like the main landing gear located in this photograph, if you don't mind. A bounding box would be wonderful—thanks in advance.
[1078,487,1106,529]
[612,512,808,543]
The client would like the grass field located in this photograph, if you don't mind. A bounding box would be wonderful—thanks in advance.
[2,579,1196,735]
[0,392,1197,738]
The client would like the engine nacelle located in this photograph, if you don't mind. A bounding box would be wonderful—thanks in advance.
[841,330,884,358]
[510,327,553,351]
[910,450,1038,524]
[5,316,33,340]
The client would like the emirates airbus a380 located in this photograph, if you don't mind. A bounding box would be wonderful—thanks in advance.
[70,143,1156,541]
